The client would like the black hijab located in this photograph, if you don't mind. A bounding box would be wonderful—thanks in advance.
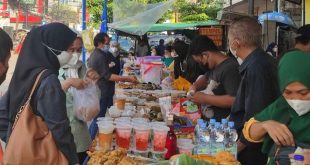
[7,23,76,121]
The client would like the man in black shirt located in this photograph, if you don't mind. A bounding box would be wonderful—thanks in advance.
[228,17,280,165]
[187,36,241,121]
[88,32,138,139]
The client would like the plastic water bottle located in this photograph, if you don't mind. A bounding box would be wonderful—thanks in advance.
[193,122,209,154]
[209,122,224,155]
[221,119,228,130]
[208,119,216,132]
[195,119,204,141]
[224,121,238,158]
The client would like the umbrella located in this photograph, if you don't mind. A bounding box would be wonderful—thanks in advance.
[258,11,297,28]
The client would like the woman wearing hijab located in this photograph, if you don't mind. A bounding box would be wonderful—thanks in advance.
[0,23,79,164]
[242,50,310,164]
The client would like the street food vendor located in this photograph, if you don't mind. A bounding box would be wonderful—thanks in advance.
[88,32,138,139]
[187,35,241,121]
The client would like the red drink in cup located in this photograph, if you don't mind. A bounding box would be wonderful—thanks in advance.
[115,123,132,149]
[135,130,149,151]
[134,124,150,151]
[152,125,170,152]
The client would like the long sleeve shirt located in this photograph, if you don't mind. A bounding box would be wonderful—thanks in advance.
[0,74,79,165]
[229,48,280,145]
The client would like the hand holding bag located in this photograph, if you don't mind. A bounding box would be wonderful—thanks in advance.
[2,70,68,165]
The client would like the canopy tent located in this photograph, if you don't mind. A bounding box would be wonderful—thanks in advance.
[110,21,219,36]
[109,0,176,36]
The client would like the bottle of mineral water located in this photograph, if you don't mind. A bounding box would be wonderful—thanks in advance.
[208,118,216,132]
[221,118,228,130]
[194,122,209,154]
[224,121,238,158]
[209,122,224,155]
[195,119,204,142]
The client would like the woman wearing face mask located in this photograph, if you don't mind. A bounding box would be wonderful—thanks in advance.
[161,45,174,67]
[0,23,79,164]
[266,42,278,59]
[58,36,92,164]
[243,50,310,165]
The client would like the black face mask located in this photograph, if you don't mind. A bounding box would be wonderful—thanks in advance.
[0,69,8,85]
[198,63,210,73]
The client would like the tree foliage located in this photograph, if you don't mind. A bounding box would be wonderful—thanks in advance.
[49,4,79,24]
[86,0,223,27]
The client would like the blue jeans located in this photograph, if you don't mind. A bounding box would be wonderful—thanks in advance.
[89,95,113,140]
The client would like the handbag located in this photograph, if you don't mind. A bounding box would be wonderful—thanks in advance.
[2,70,68,165]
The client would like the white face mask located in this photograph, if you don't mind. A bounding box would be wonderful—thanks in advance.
[237,58,243,65]
[57,51,72,67]
[65,52,80,67]
[171,51,178,57]
[110,47,119,57]
[229,46,238,59]
[286,99,310,116]
[100,44,110,52]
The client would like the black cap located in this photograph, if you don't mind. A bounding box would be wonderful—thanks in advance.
[297,24,310,38]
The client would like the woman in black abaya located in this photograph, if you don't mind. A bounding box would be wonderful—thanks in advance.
[0,23,79,164]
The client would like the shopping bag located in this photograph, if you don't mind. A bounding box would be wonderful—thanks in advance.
[72,84,100,122]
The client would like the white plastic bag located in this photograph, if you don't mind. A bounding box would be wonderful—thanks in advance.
[72,84,100,122]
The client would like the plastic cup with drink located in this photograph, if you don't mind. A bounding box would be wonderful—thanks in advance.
[115,96,126,110]
[97,122,114,151]
[152,125,170,152]
[134,124,150,151]
[115,122,132,149]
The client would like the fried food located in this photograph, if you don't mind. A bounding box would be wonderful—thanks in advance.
[215,151,240,165]
[87,148,143,165]
[191,154,218,165]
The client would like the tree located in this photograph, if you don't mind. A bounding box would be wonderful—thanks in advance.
[49,4,79,24]
[87,0,113,28]
[86,0,223,28]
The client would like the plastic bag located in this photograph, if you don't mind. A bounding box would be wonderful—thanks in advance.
[72,84,100,122]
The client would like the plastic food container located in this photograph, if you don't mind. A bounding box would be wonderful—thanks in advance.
[178,143,195,156]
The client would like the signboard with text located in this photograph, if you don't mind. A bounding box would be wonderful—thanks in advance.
[198,26,225,50]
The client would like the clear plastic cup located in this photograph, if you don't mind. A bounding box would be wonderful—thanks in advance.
[115,97,126,110]
[97,117,113,122]
[97,123,114,151]
[132,118,149,124]
[115,117,131,123]
[115,124,132,149]
[134,124,150,151]
[178,143,195,156]
[152,125,170,152]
